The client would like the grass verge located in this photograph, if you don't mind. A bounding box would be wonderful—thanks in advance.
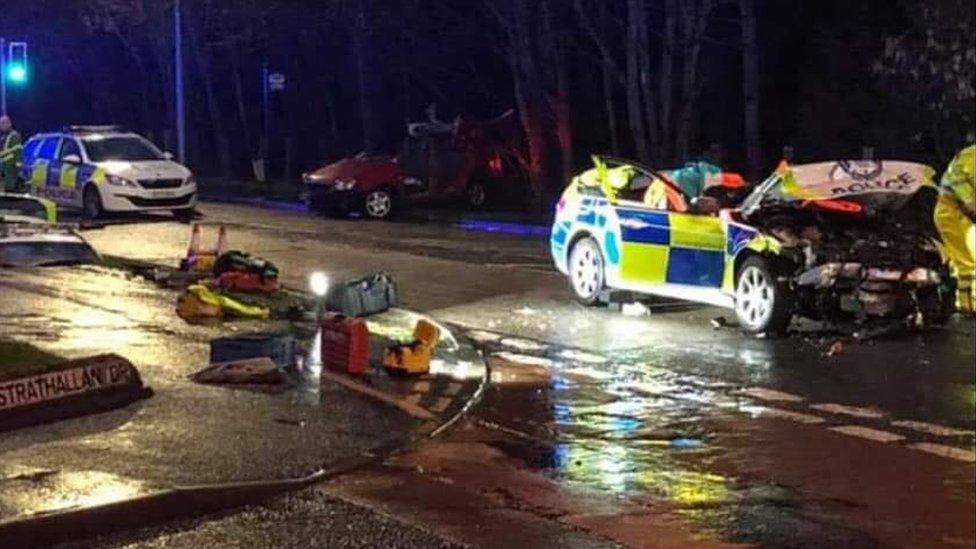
[0,339,65,381]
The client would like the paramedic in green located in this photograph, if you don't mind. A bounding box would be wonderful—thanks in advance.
[0,115,24,192]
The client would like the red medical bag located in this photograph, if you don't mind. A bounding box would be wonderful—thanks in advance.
[320,313,369,375]
[215,271,280,294]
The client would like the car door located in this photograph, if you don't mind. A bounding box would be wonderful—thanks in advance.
[613,170,726,290]
[29,137,61,201]
[612,171,674,287]
[55,138,85,207]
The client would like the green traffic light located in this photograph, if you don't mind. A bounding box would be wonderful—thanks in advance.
[6,64,27,84]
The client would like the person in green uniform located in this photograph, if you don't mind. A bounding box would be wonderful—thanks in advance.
[0,115,24,192]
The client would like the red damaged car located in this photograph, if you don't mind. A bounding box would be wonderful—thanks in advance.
[302,111,527,220]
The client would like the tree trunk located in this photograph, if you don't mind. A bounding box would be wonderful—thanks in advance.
[675,0,710,161]
[634,0,661,165]
[602,60,620,155]
[626,0,650,164]
[740,0,762,177]
[353,0,376,153]
[187,12,232,178]
[541,0,573,184]
[229,47,252,159]
[659,0,677,163]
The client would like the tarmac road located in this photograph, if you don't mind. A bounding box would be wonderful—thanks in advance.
[23,202,976,546]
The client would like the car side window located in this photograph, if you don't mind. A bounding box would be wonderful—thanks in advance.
[59,139,82,161]
[38,137,61,160]
[23,138,42,160]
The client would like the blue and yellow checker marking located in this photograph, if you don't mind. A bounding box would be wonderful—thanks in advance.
[615,207,726,288]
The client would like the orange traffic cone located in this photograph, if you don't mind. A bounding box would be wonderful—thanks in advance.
[187,223,201,257]
[214,225,228,257]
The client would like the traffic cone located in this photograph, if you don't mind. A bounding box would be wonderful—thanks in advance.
[187,223,201,257]
[214,225,228,257]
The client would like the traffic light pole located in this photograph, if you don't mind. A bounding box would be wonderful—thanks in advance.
[174,0,186,163]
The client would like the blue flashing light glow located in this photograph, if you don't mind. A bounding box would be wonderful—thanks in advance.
[454,219,550,238]
[6,64,27,83]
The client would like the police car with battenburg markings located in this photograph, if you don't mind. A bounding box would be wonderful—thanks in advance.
[19,126,197,219]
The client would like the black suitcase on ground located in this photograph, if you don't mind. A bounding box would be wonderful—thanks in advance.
[325,273,397,317]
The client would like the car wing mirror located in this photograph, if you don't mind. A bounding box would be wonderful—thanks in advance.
[162,151,175,160]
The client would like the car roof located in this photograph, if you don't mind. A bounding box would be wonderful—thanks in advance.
[27,128,142,141]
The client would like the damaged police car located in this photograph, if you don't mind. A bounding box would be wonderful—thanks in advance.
[551,157,953,334]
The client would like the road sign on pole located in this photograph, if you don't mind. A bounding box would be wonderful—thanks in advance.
[268,72,286,92]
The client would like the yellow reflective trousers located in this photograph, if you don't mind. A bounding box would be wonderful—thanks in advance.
[935,192,976,313]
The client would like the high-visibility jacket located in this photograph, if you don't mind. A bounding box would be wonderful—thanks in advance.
[941,144,975,220]
[935,145,976,313]
[0,130,23,164]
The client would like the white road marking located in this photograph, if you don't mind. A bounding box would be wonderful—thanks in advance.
[890,420,976,438]
[736,387,806,403]
[556,349,608,364]
[466,330,502,343]
[828,425,905,443]
[907,443,976,463]
[500,337,550,352]
[492,352,556,368]
[755,407,827,424]
[810,403,885,419]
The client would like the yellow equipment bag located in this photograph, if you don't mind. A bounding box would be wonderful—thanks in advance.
[383,319,441,376]
[176,284,270,321]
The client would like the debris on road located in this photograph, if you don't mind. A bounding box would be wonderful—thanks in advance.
[710,316,729,329]
[211,332,298,369]
[325,272,397,317]
[176,284,270,322]
[826,340,845,357]
[321,313,370,375]
[180,223,227,273]
[384,319,441,376]
[190,357,287,386]
[621,302,651,317]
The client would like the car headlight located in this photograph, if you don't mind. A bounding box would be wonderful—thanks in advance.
[106,174,137,187]
[335,179,357,191]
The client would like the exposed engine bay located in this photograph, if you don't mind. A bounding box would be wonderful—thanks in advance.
[743,190,953,328]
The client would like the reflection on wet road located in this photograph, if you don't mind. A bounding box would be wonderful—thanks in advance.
[462,313,975,546]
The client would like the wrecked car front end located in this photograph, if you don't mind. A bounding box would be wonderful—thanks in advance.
[741,160,954,330]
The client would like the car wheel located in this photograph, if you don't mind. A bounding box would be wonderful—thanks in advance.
[568,237,606,306]
[82,185,104,220]
[363,189,395,220]
[734,256,794,334]
[466,182,488,210]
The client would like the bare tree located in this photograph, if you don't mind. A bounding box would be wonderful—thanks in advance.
[740,0,762,177]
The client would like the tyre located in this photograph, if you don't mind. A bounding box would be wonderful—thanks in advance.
[82,185,104,220]
[568,236,606,306]
[363,188,396,220]
[734,256,795,334]
[466,182,488,210]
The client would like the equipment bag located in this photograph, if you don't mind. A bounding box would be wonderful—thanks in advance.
[320,313,370,375]
[215,271,280,294]
[325,273,397,317]
[214,250,280,280]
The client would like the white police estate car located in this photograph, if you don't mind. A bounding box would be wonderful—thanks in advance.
[20,126,197,219]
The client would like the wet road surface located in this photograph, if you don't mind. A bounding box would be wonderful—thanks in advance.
[0,263,483,528]
[9,202,974,546]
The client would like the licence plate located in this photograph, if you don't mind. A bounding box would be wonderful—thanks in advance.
[152,191,176,199]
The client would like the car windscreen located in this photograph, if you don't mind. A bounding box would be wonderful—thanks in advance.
[0,241,99,267]
[82,136,164,162]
